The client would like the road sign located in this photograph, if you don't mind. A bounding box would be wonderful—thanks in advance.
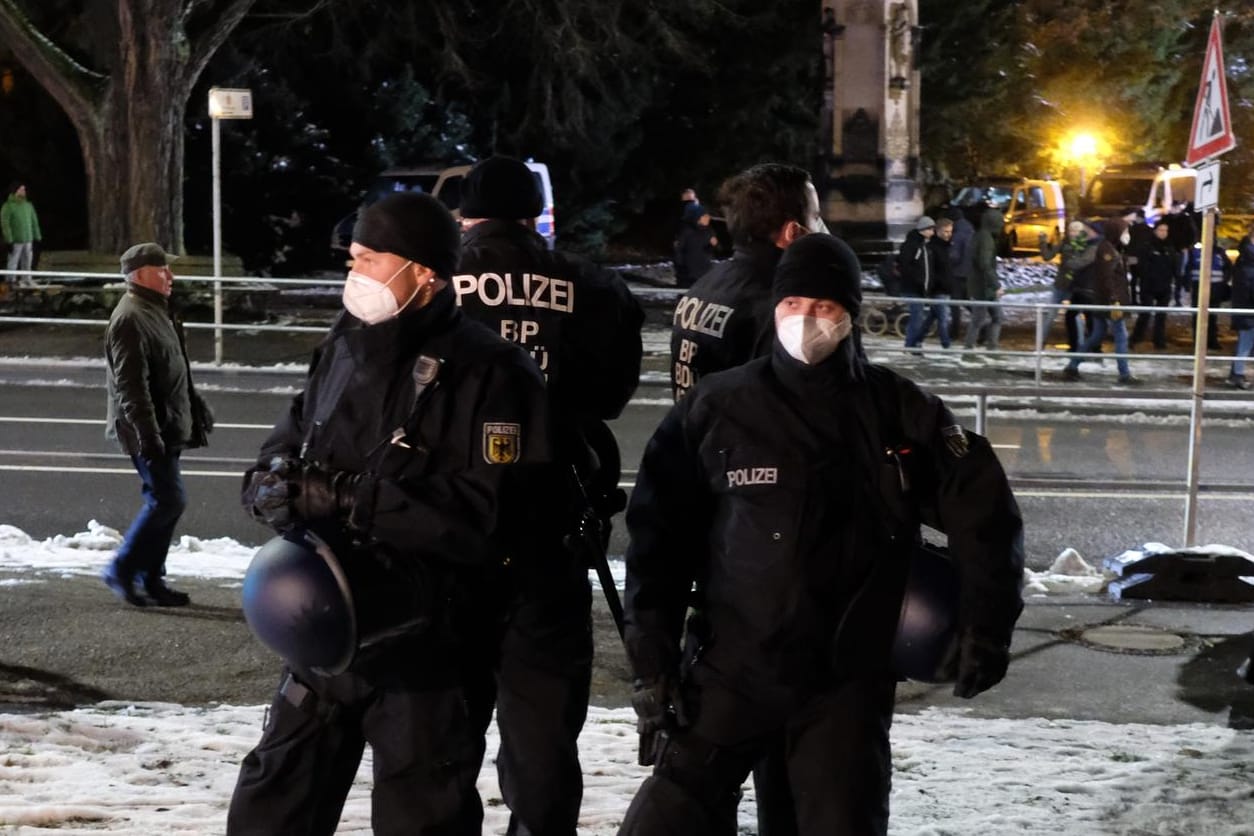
[208,87,253,120]
[1185,16,1235,166]
[1194,160,1220,211]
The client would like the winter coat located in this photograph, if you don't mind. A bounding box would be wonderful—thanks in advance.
[967,208,1003,301]
[1041,232,1097,293]
[947,216,976,286]
[673,205,716,288]
[0,194,41,244]
[1230,238,1254,331]
[1166,211,1199,252]
[104,285,201,456]
[1135,235,1177,297]
[896,229,940,297]
[1092,220,1131,309]
[669,241,782,401]
[623,335,1024,696]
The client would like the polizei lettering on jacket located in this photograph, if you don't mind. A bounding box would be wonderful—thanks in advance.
[673,295,734,338]
[726,466,778,487]
[451,272,575,314]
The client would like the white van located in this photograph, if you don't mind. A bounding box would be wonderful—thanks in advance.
[1002,178,1066,253]
[1081,163,1197,226]
[332,161,557,252]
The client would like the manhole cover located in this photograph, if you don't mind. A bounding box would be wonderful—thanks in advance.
[1064,624,1192,655]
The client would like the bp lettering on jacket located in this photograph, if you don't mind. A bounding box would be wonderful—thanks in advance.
[726,466,778,487]
[673,296,734,338]
[452,272,575,314]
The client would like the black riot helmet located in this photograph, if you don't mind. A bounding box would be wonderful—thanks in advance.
[891,543,961,683]
[242,528,433,675]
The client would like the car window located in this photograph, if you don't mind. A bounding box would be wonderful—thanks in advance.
[985,187,1013,210]
[1090,177,1154,207]
[1169,176,1196,204]
[1028,188,1045,209]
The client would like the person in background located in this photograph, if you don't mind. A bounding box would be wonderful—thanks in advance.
[618,233,1024,835]
[1226,224,1254,389]
[669,163,824,401]
[1,182,41,289]
[943,206,974,340]
[102,243,213,608]
[963,206,1004,353]
[1062,219,1140,385]
[673,202,717,288]
[1165,201,1199,305]
[1039,221,1098,352]
[1129,220,1177,351]
[452,154,644,835]
[1187,234,1233,352]
[899,215,949,352]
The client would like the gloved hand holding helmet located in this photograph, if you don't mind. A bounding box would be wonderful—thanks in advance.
[631,673,690,766]
[243,457,364,529]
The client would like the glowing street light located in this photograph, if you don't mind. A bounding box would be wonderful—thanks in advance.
[1066,132,1100,194]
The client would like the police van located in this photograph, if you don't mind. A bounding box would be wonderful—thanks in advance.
[1002,178,1067,253]
[1080,162,1197,226]
[332,161,557,253]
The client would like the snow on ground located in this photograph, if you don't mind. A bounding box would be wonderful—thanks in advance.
[4,524,1252,832]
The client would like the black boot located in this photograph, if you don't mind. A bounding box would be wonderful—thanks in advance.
[102,565,148,607]
[144,579,191,607]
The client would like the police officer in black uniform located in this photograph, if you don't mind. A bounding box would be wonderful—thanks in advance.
[620,234,1024,835]
[451,155,644,835]
[670,163,825,401]
[227,192,550,836]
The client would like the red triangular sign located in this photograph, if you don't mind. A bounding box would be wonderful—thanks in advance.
[1186,16,1236,165]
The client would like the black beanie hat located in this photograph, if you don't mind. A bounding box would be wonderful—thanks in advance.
[772,233,863,317]
[352,192,461,279]
[460,156,543,220]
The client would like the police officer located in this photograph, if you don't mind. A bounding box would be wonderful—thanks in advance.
[451,155,644,835]
[669,163,825,401]
[620,234,1024,835]
[227,192,550,835]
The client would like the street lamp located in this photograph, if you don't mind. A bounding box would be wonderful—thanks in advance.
[1068,132,1098,194]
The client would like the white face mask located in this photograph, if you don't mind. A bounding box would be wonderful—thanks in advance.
[342,260,415,324]
[777,313,852,365]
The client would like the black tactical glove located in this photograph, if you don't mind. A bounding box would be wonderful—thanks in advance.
[632,674,689,767]
[242,458,362,529]
[949,626,1012,699]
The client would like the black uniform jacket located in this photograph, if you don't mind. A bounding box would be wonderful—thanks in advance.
[669,241,782,401]
[454,220,643,428]
[251,289,549,573]
[624,338,1024,700]
[104,284,197,455]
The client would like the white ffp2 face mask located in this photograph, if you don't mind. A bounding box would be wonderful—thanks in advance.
[777,313,852,365]
[342,260,414,324]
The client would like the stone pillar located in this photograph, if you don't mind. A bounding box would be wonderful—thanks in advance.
[820,0,923,246]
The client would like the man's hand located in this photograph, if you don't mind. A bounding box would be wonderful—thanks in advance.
[138,434,166,464]
[242,458,298,528]
[950,627,1012,699]
[242,458,362,528]
[632,674,689,766]
[292,464,362,522]
[1110,303,1124,321]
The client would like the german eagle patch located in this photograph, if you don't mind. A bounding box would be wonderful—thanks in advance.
[482,422,521,464]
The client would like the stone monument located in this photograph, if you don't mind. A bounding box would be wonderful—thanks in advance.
[821,0,923,247]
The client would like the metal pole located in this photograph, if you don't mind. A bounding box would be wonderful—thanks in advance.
[212,116,224,365]
[1034,303,1046,386]
[1183,210,1216,546]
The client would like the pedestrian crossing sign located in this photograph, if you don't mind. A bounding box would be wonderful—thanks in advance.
[1185,15,1236,166]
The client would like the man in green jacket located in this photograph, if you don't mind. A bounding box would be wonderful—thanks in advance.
[1,182,41,289]
[963,206,1005,352]
[102,243,213,607]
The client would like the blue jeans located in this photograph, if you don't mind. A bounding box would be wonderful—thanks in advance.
[1232,328,1254,377]
[1066,316,1131,378]
[112,450,187,582]
[905,297,951,348]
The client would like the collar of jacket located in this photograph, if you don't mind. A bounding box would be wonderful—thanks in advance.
[462,218,544,249]
[341,285,459,359]
[731,240,784,277]
[769,332,865,397]
[126,282,170,308]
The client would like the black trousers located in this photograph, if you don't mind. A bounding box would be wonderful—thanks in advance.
[464,556,594,836]
[227,666,481,836]
[618,667,897,836]
[1131,287,1171,348]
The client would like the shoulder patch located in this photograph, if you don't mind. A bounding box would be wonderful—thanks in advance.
[483,422,521,464]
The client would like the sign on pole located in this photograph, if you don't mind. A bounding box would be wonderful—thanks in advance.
[208,87,254,364]
[1194,160,1221,211]
[1185,16,1236,166]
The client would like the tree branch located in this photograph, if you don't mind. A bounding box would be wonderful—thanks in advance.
[0,0,108,120]
[184,0,261,84]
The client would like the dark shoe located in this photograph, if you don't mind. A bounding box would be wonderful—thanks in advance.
[144,581,191,607]
[1227,376,1251,390]
[1062,367,1081,381]
[1117,375,1143,385]
[102,567,148,607]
